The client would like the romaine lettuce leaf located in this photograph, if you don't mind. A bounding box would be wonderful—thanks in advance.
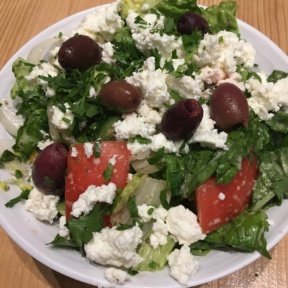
[191,210,270,258]
[202,1,239,34]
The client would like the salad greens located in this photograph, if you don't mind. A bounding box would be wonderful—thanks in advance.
[1,0,288,284]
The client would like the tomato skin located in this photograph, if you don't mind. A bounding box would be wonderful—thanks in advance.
[65,141,131,220]
[196,157,258,234]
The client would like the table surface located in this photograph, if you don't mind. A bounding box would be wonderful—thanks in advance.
[0,0,287,287]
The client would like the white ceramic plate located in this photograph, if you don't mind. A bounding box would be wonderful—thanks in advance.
[0,4,288,288]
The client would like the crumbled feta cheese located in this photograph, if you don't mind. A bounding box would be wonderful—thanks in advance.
[76,2,123,42]
[99,42,115,64]
[59,215,70,238]
[24,187,59,224]
[152,206,168,221]
[49,103,74,130]
[70,146,78,157]
[126,12,183,59]
[114,113,156,139]
[150,218,169,248]
[71,183,116,218]
[166,75,204,100]
[126,67,170,108]
[194,31,255,75]
[104,267,130,285]
[109,155,117,166]
[84,225,143,268]
[84,142,94,158]
[150,133,180,153]
[189,104,228,150]
[136,100,162,125]
[137,204,154,223]
[218,192,226,201]
[200,67,226,84]
[246,75,288,120]
[168,245,199,286]
[26,62,58,97]
[166,205,205,245]
[171,58,185,70]
[127,141,151,160]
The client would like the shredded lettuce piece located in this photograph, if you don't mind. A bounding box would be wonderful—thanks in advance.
[137,236,175,271]
[191,210,270,258]
[202,1,239,34]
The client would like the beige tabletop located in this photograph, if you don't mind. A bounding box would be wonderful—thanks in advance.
[0,0,288,287]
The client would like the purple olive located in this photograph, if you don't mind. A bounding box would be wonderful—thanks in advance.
[99,80,142,113]
[58,35,102,70]
[160,99,203,141]
[210,83,249,131]
[177,12,210,35]
[32,143,68,196]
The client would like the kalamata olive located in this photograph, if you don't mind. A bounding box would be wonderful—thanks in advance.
[99,80,142,113]
[210,83,249,131]
[160,99,203,141]
[32,143,68,196]
[177,12,210,35]
[58,35,102,70]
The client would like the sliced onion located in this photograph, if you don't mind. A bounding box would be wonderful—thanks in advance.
[27,37,63,64]
[0,99,24,136]
[0,139,15,155]
[132,159,160,174]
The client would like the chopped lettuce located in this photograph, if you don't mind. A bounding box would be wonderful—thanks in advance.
[191,210,271,258]
[137,236,175,271]
[202,1,239,34]
[251,148,288,211]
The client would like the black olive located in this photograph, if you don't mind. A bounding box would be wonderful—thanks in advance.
[58,35,102,70]
[99,80,142,113]
[160,99,203,141]
[32,143,68,196]
[210,83,249,131]
[177,12,210,35]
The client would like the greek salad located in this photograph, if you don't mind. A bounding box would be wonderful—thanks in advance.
[1,0,288,286]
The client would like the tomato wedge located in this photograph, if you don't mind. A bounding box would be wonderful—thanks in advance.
[65,141,131,220]
[196,157,258,234]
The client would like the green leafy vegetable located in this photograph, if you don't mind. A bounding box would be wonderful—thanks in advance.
[265,111,288,133]
[137,236,175,271]
[103,163,114,181]
[49,234,78,249]
[67,204,110,249]
[5,189,30,208]
[202,1,239,34]
[251,148,288,211]
[192,210,270,258]
[267,70,288,83]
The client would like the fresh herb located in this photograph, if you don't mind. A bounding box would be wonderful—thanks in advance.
[127,196,139,218]
[103,163,113,181]
[128,135,152,144]
[67,204,110,249]
[160,189,170,209]
[148,148,165,165]
[5,189,30,208]
[15,170,23,179]
[49,234,78,249]
[267,70,288,83]
[93,141,101,158]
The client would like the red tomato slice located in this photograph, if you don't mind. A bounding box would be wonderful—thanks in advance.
[65,141,131,220]
[196,157,258,234]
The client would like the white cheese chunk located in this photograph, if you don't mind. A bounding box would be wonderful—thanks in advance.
[24,187,59,224]
[49,103,74,130]
[84,225,143,268]
[58,215,70,239]
[189,104,228,150]
[71,183,116,218]
[194,31,255,75]
[246,75,288,120]
[104,267,130,285]
[166,205,205,246]
[168,245,199,286]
